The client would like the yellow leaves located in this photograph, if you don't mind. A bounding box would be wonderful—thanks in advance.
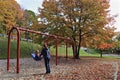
[43,0,58,13]
[0,0,23,32]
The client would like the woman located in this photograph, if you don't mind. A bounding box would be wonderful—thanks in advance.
[40,43,51,74]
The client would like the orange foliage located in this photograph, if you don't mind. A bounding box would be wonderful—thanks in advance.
[99,43,113,50]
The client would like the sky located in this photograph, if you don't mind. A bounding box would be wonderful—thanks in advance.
[16,0,43,13]
[109,0,120,31]
[16,0,120,31]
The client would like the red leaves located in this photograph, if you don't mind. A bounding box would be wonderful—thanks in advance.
[99,43,113,50]
[45,58,115,80]
[0,57,118,79]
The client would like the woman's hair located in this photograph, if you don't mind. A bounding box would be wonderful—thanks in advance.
[43,43,48,49]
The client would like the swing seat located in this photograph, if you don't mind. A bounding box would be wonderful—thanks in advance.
[31,53,42,61]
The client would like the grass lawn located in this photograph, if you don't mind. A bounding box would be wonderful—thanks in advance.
[0,39,40,59]
[0,39,120,59]
[50,46,100,57]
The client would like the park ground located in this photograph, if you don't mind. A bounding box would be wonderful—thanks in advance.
[0,56,120,80]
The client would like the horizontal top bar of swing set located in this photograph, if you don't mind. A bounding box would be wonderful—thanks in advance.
[15,27,72,41]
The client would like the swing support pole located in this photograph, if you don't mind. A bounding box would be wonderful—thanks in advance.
[7,27,20,73]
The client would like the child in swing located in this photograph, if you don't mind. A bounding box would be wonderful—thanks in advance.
[31,50,42,61]
[35,50,41,57]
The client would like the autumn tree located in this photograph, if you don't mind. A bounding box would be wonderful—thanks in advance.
[21,10,37,28]
[0,0,23,34]
[112,33,120,54]
[88,26,116,48]
[38,0,115,59]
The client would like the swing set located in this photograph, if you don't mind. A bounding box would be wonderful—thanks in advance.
[7,27,74,73]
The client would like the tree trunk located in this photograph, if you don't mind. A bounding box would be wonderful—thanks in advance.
[74,29,82,59]
[72,38,82,59]
[76,43,81,59]
[100,49,103,58]
[72,29,82,59]
[72,41,77,58]
[72,43,80,59]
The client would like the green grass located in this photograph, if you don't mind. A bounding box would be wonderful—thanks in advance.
[0,39,8,59]
[50,46,73,56]
[50,46,100,57]
[0,39,100,59]
[0,38,120,59]
[0,39,40,59]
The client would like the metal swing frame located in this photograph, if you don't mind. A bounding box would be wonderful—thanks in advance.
[7,27,74,73]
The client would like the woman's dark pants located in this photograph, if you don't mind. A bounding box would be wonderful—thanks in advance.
[44,58,50,73]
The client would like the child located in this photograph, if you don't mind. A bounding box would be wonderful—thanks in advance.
[31,50,42,61]
[35,50,40,57]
